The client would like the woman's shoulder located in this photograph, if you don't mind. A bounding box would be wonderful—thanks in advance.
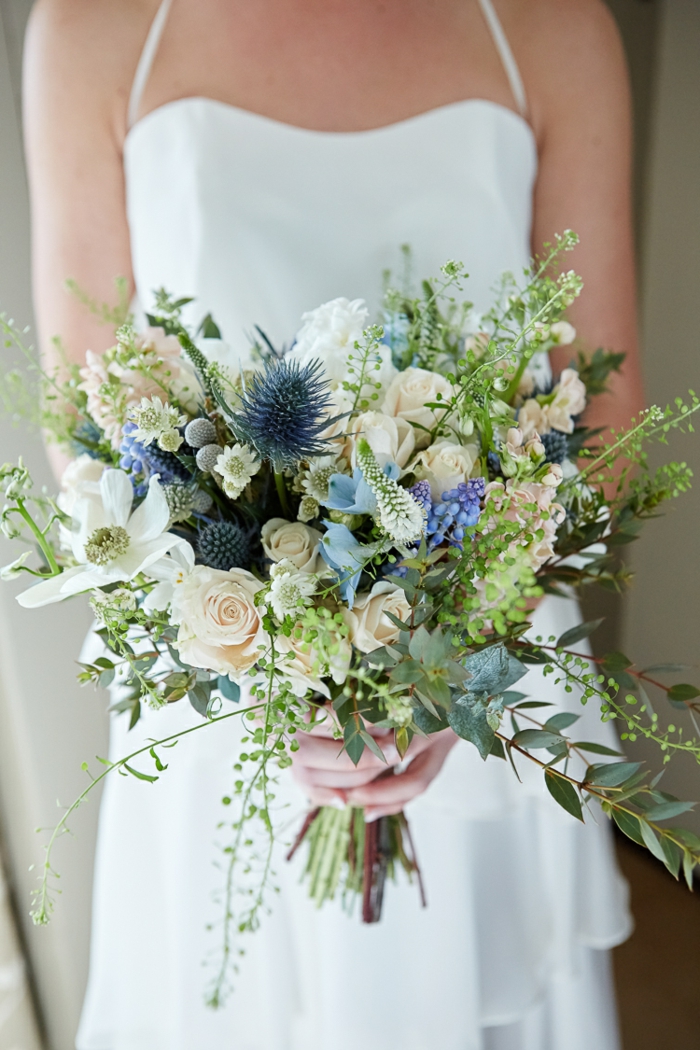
[25,0,159,137]
[503,0,629,139]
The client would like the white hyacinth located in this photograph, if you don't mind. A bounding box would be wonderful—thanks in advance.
[128,396,187,449]
[355,438,425,545]
[215,443,260,500]
[267,559,317,621]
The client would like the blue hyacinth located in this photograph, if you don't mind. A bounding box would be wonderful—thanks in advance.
[234,358,336,470]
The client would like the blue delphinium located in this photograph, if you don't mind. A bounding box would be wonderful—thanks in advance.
[323,462,400,516]
[320,522,375,607]
[381,312,413,369]
[234,358,335,470]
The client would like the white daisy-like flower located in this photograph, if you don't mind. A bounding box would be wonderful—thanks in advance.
[128,396,187,448]
[297,495,320,523]
[215,443,260,500]
[303,455,345,502]
[267,559,317,621]
[16,469,186,608]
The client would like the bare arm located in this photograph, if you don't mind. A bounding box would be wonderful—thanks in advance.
[524,0,645,432]
[23,0,152,472]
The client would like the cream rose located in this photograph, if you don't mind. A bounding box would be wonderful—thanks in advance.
[413,440,479,500]
[344,411,415,470]
[171,565,265,679]
[58,454,106,516]
[261,519,323,573]
[344,581,412,653]
[381,367,455,448]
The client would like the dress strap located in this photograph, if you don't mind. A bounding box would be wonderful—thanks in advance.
[127,0,173,130]
[476,0,528,118]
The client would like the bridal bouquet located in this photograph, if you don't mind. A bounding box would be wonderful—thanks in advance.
[2,231,700,1004]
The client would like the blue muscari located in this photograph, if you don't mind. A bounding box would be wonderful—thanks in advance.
[412,477,485,549]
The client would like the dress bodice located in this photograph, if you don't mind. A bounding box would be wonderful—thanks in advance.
[123,20,537,359]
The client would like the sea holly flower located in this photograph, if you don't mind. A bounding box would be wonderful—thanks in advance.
[16,470,185,608]
[233,358,337,470]
[127,396,187,450]
[355,439,425,545]
[215,444,260,499]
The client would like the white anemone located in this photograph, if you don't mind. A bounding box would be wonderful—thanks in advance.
[16,469,185,608]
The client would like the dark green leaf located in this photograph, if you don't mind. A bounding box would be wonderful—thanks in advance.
[601,651,633,673]
[217,676,240,702]
[344,727,365,766]
[640,820,667,864]
[489,737,506,760]
[188,685,211,718]
[667,684,700,702]
[544,712,580,732]
[660,836,682,878]
[612,808,645,846]
[556,618,604,650]
[462,645,527,697]
[512,729,565,750]
[641,663,690,675]
[545,770,583,821]
[644,800,695,821]
[572,741,623,757]
[412,704,449,735]
[359,731,387,763]
[447,703,494,760]
[585,761,642,787]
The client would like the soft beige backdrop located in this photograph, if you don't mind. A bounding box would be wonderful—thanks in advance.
[0,1,698,1047]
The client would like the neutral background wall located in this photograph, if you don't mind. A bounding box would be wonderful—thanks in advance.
[0,1,698,1047]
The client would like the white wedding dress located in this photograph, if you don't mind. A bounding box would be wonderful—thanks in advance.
[76,2,632,1047]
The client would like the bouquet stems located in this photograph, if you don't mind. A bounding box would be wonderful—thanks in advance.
[288,806,426,922]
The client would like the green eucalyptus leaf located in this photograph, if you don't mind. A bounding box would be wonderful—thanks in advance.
[612,808,645,847]
[585,761,642,787]
[545,770,583,821]
[447,702,494,760]
[544,712,580,732]
[644,800,695,822]
[667,683,700,702]
[639,820,667,864]
[412,704,449,735]
[571,741,623,757]
[556,618,604,650]
[217,676,241,702]
[513,729,565,750]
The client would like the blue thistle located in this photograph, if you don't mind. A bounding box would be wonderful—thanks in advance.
[233,358,335,470]
[540,430,569,465]
[198,521,252,571]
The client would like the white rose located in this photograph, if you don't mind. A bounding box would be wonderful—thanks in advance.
[381,367,455,448]
[344,581,412,653]
[344,411,415,470]
[276,628,351,698]
[261,518,323,573]
[171,565,265,679]
[288,298,397,393]
[197,337,255,377]
[413,440,479,500]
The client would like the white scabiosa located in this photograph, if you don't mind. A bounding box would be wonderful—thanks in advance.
[355,438,425,545]
[215,443,260,499]
[267,559,317,621]
[128,396,187,449]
